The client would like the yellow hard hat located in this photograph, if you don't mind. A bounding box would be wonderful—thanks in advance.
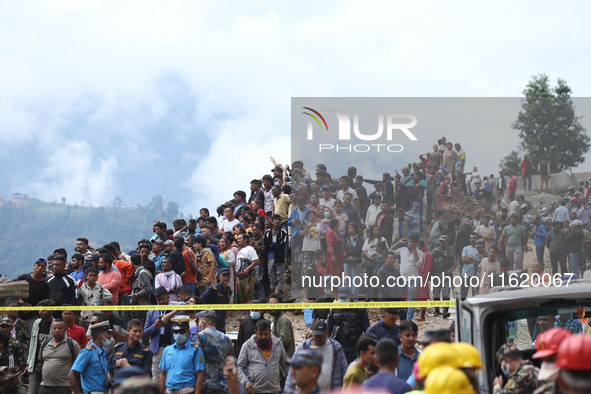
[424,367,475,394]
[453,342,484,370]
[417,342,462,377]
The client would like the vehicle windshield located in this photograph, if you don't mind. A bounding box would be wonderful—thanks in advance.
[481,302,591,387]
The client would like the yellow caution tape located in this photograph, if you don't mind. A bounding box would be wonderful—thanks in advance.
[0,301,455,312]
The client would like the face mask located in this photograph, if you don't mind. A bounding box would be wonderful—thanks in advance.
[501,360,511,377]
[102,336,115,353]
[274,182,281,186]
[250,312,261,320]
[174,333,188,344]
[324,212,330,219]
[339,299,350,303]
[538,361,560,381]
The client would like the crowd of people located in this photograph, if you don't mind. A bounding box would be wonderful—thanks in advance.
[2,136,591,393]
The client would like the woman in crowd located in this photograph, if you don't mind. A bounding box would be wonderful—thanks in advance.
[326,218,344,277]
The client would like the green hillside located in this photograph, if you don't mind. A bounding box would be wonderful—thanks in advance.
[0,198,180,279]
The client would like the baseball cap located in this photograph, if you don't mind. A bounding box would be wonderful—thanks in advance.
[312,320,328,336]
[475,239,485,247]
[439,235,448,242]
[0,317,12,326]
[412,201,420,207]
[34,257,48,264]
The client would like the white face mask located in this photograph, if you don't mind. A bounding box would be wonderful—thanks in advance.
[101,335,115,353]
[538,361,560,381]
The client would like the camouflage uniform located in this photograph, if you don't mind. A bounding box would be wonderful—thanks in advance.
[4,318,30,351]
[7,338,27,368]
[494,343,541,394]
[533,381,559,394]
[192,326,234,394]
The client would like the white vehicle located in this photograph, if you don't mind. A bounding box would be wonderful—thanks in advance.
[455,275,591,393]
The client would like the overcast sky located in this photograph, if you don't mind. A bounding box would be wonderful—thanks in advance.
[2,1,591,215]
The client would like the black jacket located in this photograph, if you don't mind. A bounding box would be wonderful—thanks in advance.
[343,235,362,264]
[168,250,186,277]
[46,272,78,306]
[378,213,394,243]
[263,228,288,264]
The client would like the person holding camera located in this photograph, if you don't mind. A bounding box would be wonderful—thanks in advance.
[69,320,115,394]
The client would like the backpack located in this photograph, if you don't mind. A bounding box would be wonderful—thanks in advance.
[331,309,364,344]
[40,336,76,364]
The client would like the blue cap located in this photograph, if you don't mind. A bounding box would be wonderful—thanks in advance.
[113,365,145,386]
[287,350,323,368]
[34,257,47,264]
[338,286,351,298]
[219,268,231,275]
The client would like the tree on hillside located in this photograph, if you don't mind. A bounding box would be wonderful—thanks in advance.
[500,73,590,173]
[149,195,164,211]
[166,201,179,218]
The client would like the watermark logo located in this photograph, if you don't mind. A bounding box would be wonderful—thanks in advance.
[302,107,418,152]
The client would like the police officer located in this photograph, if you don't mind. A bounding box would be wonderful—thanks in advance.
[193,310,234,394]
[327,286,370,364]
[200,268,233,333]
[109,319,153,378]
[69,320,115,394]
[158,316,205,394]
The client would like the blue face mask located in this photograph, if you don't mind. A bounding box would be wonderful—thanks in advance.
[324,212,330,219]
[174,333,188,344]
[339,299,350,303]
[274,182,281,186]
[250,312,261,320]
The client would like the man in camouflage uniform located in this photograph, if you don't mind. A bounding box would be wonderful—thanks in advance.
[0,318,27,372]
[493,343,541,394]
[3,298,30,350]
[192,310,234,394]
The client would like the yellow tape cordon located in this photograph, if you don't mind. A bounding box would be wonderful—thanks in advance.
[0,301,455,312]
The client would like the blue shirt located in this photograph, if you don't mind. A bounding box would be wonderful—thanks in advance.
[361,372,412,394]
[159,342,205,390]
[366,319,401,344]
[534,222,547,247]
[553,206,570,222]
[406,210,422,235]
[71,343,109,392]
[461,245,479,276]
[397,345,419,381]
[288,207,310,237]
[152,251,167,272]
[69,269,85,282]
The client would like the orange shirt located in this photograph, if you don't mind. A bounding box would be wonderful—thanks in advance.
[113,259,134,295]
[181,248,197,284]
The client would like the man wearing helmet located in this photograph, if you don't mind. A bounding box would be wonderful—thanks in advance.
[554,334,591,394]
[531,328,571,394]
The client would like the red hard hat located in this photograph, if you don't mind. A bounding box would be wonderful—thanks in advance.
[556,334,591,370]
[532,328,572,359]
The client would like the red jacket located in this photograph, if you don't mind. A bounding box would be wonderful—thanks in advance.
[520,159,533,174]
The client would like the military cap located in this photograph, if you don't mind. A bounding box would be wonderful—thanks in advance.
[475,239,485,247]
[218,268,231,275]
[0,317,12,327]
[496,342,519,364]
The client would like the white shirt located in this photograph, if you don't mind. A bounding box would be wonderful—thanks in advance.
[320,197,336,209]
[220,218,240,233]
[393,247,424,277]
[310,341,334,391]
[365,204,382,227]
[263,188,274,212]
[336,188,358,203]
[236,246,259,272]
[509,200,519,216]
